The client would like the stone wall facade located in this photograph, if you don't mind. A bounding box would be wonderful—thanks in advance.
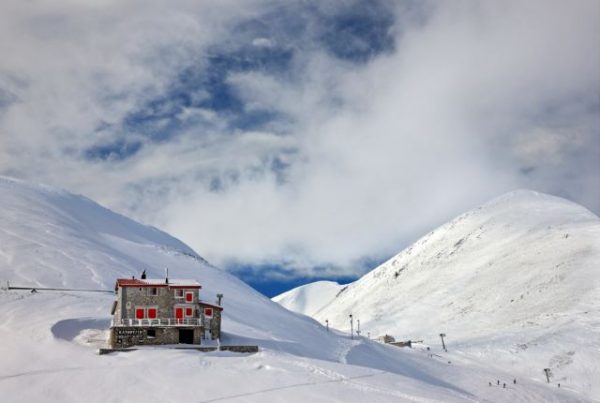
[211,309,222,339]
[110,280,223,348]
[118,285,199,321]
[198,302,222,340]
[110,326,203,348]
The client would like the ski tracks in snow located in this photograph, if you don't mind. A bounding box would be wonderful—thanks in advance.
[199,354,438,403]
[334,336,361,364]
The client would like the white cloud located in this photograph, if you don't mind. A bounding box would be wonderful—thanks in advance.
[0,0,598,278]
[252,38,275,48]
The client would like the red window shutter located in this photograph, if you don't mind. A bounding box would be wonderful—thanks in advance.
[186,307,193,317]
[185,292,193,302]
[148,308,157,319]
[204,308,213,317]
[136,308,144,319]
[175,308,183,319]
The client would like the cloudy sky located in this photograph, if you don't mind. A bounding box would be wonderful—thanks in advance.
[1,0,598,294]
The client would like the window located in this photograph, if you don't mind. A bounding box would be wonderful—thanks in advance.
[185,307,193,317]
[174,289,184,298]
[204,308,213,318]
[135,308,145,319]
[185,292,194,302]
[148,287,158,296]
[148,307,157,319]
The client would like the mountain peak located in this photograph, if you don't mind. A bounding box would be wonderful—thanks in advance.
[482,189,596,219]
[274,190,600,396]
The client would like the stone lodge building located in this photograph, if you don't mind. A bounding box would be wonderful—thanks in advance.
[109,277,223,348]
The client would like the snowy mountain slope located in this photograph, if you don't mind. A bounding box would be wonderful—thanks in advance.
[0,176,199,289]
[273,190,600,399]
[273,280,345,317]
[0,178,589,402]
[0,175,362,360]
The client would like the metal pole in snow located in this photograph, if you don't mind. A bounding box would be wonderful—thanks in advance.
[325,319,329,332]
[544,368,551,383]
[349,314,354,339]
[439,333,447,352]
[357,319,361,336]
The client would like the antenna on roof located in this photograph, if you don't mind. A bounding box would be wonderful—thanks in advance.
[165,267,169,284]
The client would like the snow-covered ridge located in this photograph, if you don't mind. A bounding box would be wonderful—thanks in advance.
[272,280,345,317]
[274,189,600,398]
[0,175,202,289]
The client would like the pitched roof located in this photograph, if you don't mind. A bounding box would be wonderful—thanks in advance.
[115,278,202,289]
[198,300,224,311]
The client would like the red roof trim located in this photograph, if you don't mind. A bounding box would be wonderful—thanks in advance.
[198,301,224,311]
[115,279,202,289]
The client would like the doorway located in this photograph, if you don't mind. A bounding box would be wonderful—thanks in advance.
[178,328,194,344]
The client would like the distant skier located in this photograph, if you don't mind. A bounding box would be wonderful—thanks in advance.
[497,380,500,385]
[488,382,492,387]
[513,379,517,384]
[503,383,506,389]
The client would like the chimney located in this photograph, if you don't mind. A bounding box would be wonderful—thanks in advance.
[165,267,169,284]
[217,293,223,306]
[141,270,146,280]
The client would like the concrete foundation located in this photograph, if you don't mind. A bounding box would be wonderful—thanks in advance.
[110,326,203,348]
[99,345,259,355]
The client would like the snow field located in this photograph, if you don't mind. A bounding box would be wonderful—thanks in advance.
[0,178,594,402]
[275,190,600,400]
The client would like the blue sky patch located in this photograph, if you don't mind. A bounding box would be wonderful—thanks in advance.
[0,87,17,110]
[123,45,296,140]
[318,2,396,63]
[120,0,397,145]
[228,262,359,297]
[85,139,143,161]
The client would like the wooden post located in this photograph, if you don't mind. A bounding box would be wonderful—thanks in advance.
[439,333,447,352]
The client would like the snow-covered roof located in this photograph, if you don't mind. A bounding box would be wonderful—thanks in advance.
[198,300,224,311]
[115,278,201,288]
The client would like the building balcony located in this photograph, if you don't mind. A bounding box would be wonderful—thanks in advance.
[111,318,204,327]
